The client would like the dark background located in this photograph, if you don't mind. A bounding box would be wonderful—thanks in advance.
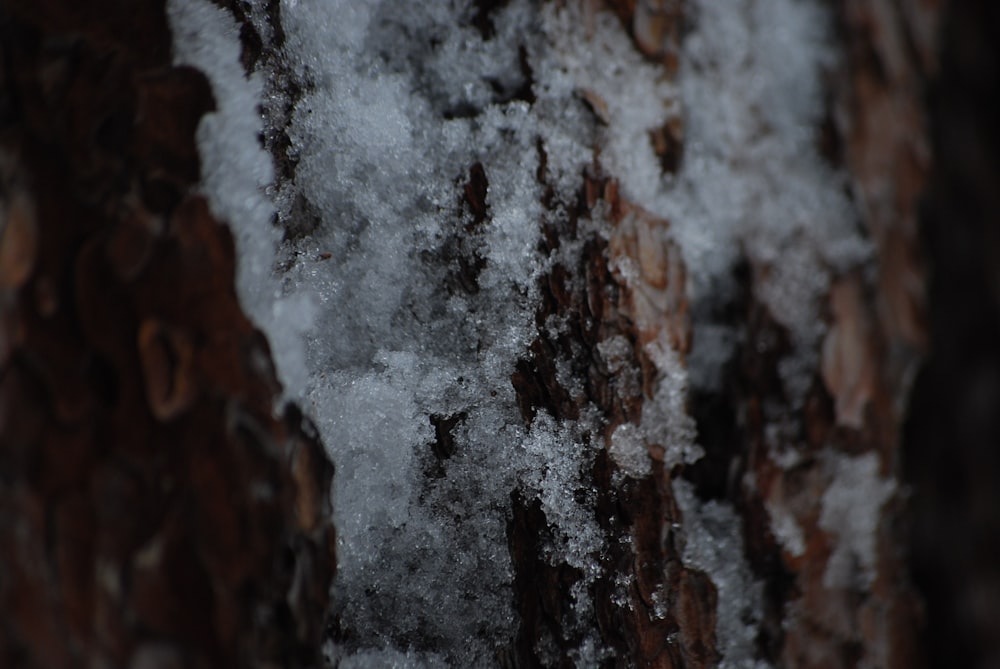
[905,2,1000,668]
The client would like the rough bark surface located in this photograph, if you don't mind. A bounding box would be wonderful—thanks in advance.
[711,1,938,666]
[507,165,706,667]
[5,0,995,667]
[498,2,937,665]
[0,2,334,667]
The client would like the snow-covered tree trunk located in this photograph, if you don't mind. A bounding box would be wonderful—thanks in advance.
[5,0,988,668]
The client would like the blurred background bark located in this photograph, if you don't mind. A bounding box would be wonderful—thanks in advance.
[0,2,334,667]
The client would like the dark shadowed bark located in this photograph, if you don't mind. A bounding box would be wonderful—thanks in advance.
[0,2,334,667]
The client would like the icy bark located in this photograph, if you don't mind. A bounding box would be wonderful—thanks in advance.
[209,0,932,666]
[0,0,954,667]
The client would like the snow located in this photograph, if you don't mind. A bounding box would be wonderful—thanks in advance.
[272,2,606,661]
[167,0,314,399]
[766,500,807,559]
[820,452,896,589]
[660,0,869,407]
[674,480,770,669]
[609,423,651,478]
[642,334,701,468]
[169,0,872,665]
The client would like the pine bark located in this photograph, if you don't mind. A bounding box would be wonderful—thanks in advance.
[0,2,334,667]
[4,0,992,668]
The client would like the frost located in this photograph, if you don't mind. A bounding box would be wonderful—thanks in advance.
[766,500,807,558]
[600,0,870,408]
[608,423,651,478]
[819,452,896,589]
[170,0,859,664]
[674,481,770,669]
[167,0,312,398]
[272,1,608,662]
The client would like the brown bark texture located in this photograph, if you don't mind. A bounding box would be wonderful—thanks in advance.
[3,0,997,668]
[0,1,335,667]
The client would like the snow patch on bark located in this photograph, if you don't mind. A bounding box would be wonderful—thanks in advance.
[167,0,313,399]
[674,480,770,669]
[820,452,896,589]
[170,0,861,664]
[669,0,871,404]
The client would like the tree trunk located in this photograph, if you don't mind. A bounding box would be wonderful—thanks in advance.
[2,0,996,668]
[0,2,334,667]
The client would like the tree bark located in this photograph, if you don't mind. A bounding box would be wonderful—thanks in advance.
[0,2,334,667]
[4,0,996,668]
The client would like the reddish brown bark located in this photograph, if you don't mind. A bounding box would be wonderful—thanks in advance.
[504,1,938,665]
[0,2,333,667]
[506,162,712,667]
[4,0,991,667]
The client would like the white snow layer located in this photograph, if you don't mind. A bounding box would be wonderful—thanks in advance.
[168,0,876,666]
[675,480,771,669]
[820,452,896,589]
[167,0,314,399]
